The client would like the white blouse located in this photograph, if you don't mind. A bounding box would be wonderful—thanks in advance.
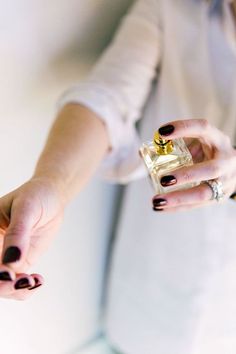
[58,1,236,353]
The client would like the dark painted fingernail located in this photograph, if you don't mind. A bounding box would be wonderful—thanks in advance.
[0,271,12,281]
[153,207,164,212]
[159,125,175,136]
[3,246,21,264]
[153,198,167,207]
[28,278,42,291]
[161,175,177,186]
[230,192,236,200]
[14,278,31,290]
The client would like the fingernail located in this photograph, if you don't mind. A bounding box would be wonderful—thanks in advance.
[28,278,42,290]
[0,271,12,281]
[230,192,236,200]
[153,198,167,207]
[159,125,175,136]
[3,246,21,264]
[14,278,31,290]
[161,175,177,186]
[153,207,164,212]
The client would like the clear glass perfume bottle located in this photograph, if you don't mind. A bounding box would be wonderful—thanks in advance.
[139,132,197,194]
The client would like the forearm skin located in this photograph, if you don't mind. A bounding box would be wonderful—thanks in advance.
[32,103,110,205]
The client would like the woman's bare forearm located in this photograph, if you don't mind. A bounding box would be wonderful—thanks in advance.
[32,103,110,204]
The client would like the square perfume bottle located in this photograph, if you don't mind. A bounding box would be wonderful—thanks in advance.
[139,131,197,194]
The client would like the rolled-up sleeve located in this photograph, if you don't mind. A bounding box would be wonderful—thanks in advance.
[57,0,162,183]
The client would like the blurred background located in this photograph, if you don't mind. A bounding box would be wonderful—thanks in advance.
[0,0,134,353]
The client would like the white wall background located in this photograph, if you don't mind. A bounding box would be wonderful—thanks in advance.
[0,1,133,353]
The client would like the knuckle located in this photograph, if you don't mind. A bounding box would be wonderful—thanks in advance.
[7,223,27,237]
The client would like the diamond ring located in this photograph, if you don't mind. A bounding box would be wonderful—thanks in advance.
[203,179,225,202]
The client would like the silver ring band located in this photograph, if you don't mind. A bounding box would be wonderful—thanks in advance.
[204,179,225,202]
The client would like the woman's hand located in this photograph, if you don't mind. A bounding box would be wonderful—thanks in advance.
[0,104,110,301]
[152,119,236,212]
[0,177,65,300]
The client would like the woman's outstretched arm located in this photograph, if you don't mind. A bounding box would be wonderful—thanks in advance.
[0,103,109,300]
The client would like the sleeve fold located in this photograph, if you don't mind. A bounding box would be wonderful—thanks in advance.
[57,0,162,183]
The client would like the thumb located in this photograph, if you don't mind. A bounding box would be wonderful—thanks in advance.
[1,199,34,272]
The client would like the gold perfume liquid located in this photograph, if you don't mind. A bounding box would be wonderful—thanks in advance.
[139,132,197,194]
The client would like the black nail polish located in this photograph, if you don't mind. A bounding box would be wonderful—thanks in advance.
[28,282,42,291]
[28,277,42,290]
[159,125,175,136]
[153,198,167,207]
[161,175,177,186]
[153,206,164,212]
[33,277,39,285]
[0,271,12,281]
[3,246,21,264]
[230,192,236,200]
[14,278,31,290]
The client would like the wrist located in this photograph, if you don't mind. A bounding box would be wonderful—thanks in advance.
[30,173,69,207]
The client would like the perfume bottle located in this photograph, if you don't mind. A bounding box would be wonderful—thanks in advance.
[139,131,197,194]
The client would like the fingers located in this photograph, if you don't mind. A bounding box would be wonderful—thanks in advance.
[28,273,44,290]
[152,179,233,212]
[0,265,16,282]
[1,198,35,272]
[160,159,232,188]
[154,119,235,213]
[158,119,232,151]
[0,270,43,300]
[153,199,213,213]
[0,272,34,298]
[152,183,218,211]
